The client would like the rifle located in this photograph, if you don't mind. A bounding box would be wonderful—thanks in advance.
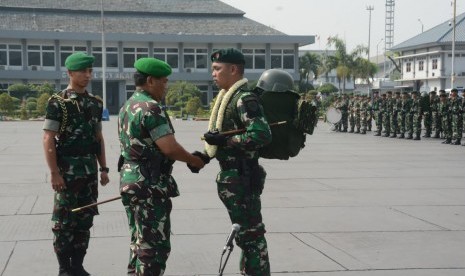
[201,121,286,140]
[72,195,121,212]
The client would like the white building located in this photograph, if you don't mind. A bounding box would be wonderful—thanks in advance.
[391,12,465,92]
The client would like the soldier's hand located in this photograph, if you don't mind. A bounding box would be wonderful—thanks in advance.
[51,171,66,192]
[203,131,227,146]
[187,151,211,173]
[100,171,109,186]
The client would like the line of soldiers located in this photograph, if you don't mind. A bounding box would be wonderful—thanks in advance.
[331,88,465,145]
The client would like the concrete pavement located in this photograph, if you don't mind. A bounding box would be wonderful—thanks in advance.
[0,118,464,275]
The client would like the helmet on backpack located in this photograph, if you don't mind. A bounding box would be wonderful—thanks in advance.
[256,69,294,92]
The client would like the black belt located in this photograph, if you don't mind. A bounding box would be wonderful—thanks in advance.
[219,159,258,171]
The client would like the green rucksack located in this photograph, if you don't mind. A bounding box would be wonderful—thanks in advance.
[255,69,317,160]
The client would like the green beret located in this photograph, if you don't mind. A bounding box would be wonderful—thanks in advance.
[211,48,245,65]
[134,57,172,77]
[65,52,95,71]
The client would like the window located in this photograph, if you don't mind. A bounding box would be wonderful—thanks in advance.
[126,84,136,100]
[418,60,424,71]
[183,48,207,69]
[406,62,412,72]
[27,45,55,67]
[60,46,87,67]
[0,44,22,67]
[242,49,266,69]
[432,59,438,70]
[92,47,118,68]
[124,47,149,68]
[154,48,179,68]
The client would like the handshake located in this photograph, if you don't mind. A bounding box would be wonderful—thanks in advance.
[187,151,211,173]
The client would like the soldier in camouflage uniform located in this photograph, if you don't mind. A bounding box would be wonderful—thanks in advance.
[422,91,433,138]
[382,91,393,137]
[339,94,349,132]
[348,94,356,133]
[397,92,410,139]
[410,91,423,140]
[359,95,369,134]
[429,91,440,138]
[118,58,206,275]
[43,52,110,276]
[372,91,383,136]
[203,48,272,275]
[449,88,463,145]
[354,94,362,133]
[439,93,452,144]
[390,91,401,138]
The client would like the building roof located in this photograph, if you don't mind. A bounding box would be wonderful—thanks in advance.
[391,12,465,51]
[0,0,285,36]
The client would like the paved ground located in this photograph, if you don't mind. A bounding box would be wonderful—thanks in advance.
[0,117,464,276]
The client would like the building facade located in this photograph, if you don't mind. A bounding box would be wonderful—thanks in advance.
[391,12,465,92]
[0,0,313,114]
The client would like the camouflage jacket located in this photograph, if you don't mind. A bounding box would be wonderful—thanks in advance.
[449,97,462,115]
[118,90,179,197]
[43,89,103,175]
[215,86,272,162]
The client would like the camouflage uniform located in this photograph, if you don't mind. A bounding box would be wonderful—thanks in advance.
[383,93,393,137]
[372,94,383,136]
[430,94,441,138]
[390,93,401,138]
[211,82,272,275]
[411,94,423,140]
[439,97,451,143]
[354,96,362,133]
[348,96,356,133]
[398,93,411,139]
[359,96,368,134]
[449,95,463,144]
[43,89,103,263]
[118,90,179,275]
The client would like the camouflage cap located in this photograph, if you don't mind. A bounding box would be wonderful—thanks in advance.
[134,57,172,77]
[211,48,245,65]
[65,52,95,71]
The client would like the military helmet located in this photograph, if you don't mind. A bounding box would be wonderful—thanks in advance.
[256,69,294,92]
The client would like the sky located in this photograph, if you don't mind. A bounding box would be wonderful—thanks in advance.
[220,0,465,56]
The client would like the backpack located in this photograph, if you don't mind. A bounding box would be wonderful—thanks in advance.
[258,90,317,160]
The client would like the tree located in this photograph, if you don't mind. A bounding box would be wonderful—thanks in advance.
[7,83,31,98]
[299,52,321,92]
[317,83,338,95]
[165,81,201,116]
[352,57,378,90]
[0,93,15,115]
[36,93,51,116]
[34,82,57,96]
[185,96,202,116]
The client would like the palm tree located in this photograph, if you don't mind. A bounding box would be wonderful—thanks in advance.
[327,37,367,94]
[318,52,338,84]
[299,52,321,91]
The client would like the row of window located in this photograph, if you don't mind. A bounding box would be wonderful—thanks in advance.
[0,44,295,70]
[405,59,438,72]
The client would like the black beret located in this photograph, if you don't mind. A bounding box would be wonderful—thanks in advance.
[211,48,245,65]
[440,93,447,97]
[451,88,458,93]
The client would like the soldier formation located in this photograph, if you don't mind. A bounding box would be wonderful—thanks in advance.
[331,89,465,145]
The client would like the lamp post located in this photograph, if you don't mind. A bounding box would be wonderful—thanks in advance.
[418,18,424,33]
[367,5,374,96]
[376,38,384,65]
[451,0,457,89]
[101,0,108,115]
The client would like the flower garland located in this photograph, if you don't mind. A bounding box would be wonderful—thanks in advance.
[205,78,248,157]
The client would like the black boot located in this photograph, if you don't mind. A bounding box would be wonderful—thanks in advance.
[57,252,73,276]
[390,134,397,138]
[442,139,451,144]
[452,139,461,145]
[398,133,405,139]
[413,135,421,140]
[431,132,440,138]
[71,250,91,276]
[406,134,413,139]
[374,131,381,136]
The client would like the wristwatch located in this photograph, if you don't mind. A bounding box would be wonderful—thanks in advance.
[99,167,109,173]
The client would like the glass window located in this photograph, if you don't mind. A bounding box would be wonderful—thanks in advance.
[432,59,438,70]
[92,47,102,67]
[154,47,178,68]
[406,62,411,72]
[60,45,87,67]
[27,45,55,67]
[242,48,266,69]
[106,47,118,68]
[183,48,207,69]
[9,45,22,66]
[418,61,424,71]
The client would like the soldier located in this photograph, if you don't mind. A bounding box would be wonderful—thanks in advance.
[382,91,393,137]
[377,93,387,136]
[390,91,401,138]
[372,91,383,136]
[203,48,272,275]
[354,94,362,133]
[449,88,463,145]
[430,91,440,138]
[339,94,349,132]
[348,94,356,133]
[42,52,110,276]
[118,57,206,275]
[398,92,410,139]
[360,95,369,134]
[422,91,433,137]
[411,91,423,140]
[439,92,452,144]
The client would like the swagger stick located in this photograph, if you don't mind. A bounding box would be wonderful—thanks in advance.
[201,121,286,140]
[72,195,121,212]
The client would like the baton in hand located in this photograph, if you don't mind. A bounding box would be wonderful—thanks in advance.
[71,195,121,212]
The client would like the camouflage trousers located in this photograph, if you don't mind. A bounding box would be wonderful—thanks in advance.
[398,113,406,134]
[374,111,382,133]
[216,164,270,276]
[451,114,463,140]
[52,173,98,254]
[349,113,355,131]
[432,112,441,133]
[121,194,172,276]
[382,112,391,134]
[441,116,451,139]
[423,112,432,135]
[413,113,422,137]
[406,115,414,135]
[390,113,399,135]
[340,112,349,131]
